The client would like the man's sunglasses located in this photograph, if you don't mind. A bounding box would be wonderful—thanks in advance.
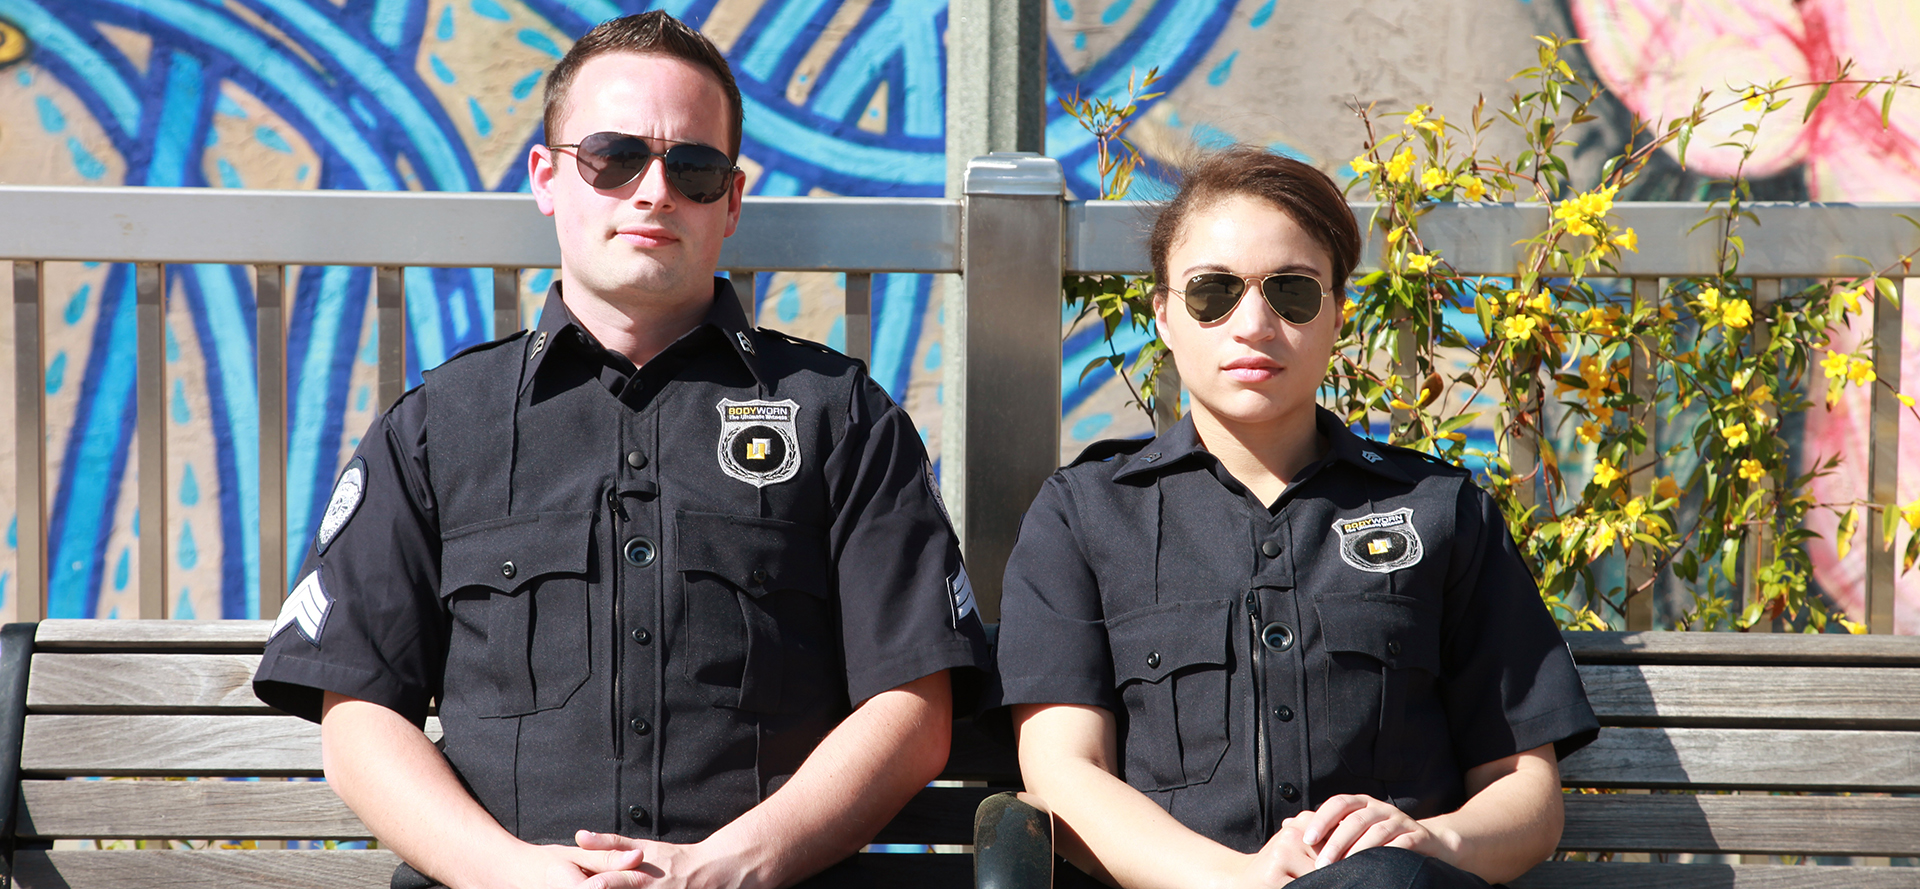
[1169,272,1331,324]
[546,132,738,203]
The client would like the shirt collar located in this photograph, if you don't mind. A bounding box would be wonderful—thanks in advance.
[1111,405,1413,485]
[523,277,767,389]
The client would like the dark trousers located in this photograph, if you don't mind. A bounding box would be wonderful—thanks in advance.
[1288,847,1495,889]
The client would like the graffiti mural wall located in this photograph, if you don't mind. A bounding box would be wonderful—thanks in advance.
[0,0,1913,629]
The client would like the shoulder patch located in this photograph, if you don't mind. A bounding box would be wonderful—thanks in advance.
[1069,436,1153,467]
[1333,508,1424,573]
[948,568,978,627]
[271,569,333,647]
[315,457,366,556]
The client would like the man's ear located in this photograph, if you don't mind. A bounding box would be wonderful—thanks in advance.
[722,166,747,238]
[530,145,558,218]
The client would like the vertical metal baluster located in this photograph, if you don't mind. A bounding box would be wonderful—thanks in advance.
[493,268,522,338]
[1625,277,1660,631]
[733,272,757,322]
[256,265,287,621]
[136,263,168,620]
[1740,279,1781,630]
[377,267,406,412]
[1866,279,1907,634]
[12,261,46,622]
[844,273,872,363]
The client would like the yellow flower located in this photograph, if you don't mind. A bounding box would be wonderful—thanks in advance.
[1655,475,1680,501]
[1592,405,1615,425]
[1502,315,1539,340]
[1457,174,1486,201]
[1738,459,1766,482]
[1750,385,1773,405]
[1405,107,1427,128]
[1612,228,1638,253]
[1389,398,1415,410]
[1659,305,1679,321]
[1901,393,1916,408]
[1840,284,1866,315]
[1698,287,1723,313]
[1721,422,1750,448]
[1624,497,1647,521]
[1576,421,1601,444]
[1351,155,1379,175]
[1386,226,1405,245]
[1592,459,1621,488]
[1386,147,1415,184]
[1421,166,1448,189]
[1721,298,1753,329]
[1527,291,1553,313]
[1743,91,1764,111]
[1821,350,1852,381]
[1847,356,1876,386]
[1586,522,1617,558]
[1903,500,1920,531]
[1406,253,1436,273]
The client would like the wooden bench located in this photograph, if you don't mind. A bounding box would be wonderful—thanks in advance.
[0,620,1020,889]
[975,630,1920,889]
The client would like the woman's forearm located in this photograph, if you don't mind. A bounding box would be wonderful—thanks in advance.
[1418,745,1564,883]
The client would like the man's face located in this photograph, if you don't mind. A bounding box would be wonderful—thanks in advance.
[530,52,745,308]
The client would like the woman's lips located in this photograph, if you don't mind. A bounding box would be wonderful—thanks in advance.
[1223,356,1281,382]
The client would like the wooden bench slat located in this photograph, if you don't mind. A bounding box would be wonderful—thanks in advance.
[1561,727,1920,792]
[1512,861,1920,889]
[1581,665,1920,728]
[1566,631,1920,667]
[34,620,273,652]
[15,779,370,840]
[13,849,402,889]
[1561,793,1920,856]
[20,715,441,777]
[28,654,273,714]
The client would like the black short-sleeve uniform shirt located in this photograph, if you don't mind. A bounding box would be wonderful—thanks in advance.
[994,407,1597,852]
[254,279,989,846]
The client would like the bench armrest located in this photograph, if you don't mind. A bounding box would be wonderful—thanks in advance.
[974,791,1052,889]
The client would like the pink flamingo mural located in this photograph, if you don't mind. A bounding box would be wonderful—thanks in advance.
[1571,0,1920,631]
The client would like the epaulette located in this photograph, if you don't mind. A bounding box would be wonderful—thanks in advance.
[1069,436,1153,467]
[441,327,530,364]
[1379,440,1472,476]
[757,326,840,356]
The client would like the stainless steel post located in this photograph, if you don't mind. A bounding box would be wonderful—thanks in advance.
[493,268,522,339]
[135,262,167,620]
[256,265,287,619]
[11,261,46,622]
[943,0,1045,196]
[844,273,872,364]
[376,267,406,412]
[951,154,1064,621]
[1866,279,1906,634]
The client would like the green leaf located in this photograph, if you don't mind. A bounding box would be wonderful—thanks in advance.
[1886,501,1903,547]
[1676,122,1694,167]
[1883,87,1897,129]
[1836,506,1859,562]
[1802,82,1832,123]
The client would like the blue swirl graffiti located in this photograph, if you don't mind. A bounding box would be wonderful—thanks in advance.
[3,0,1231,617]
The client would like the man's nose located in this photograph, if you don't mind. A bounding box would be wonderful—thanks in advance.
[631,155,676,206]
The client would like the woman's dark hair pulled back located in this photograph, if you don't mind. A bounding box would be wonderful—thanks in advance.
[1149,146,1361,301]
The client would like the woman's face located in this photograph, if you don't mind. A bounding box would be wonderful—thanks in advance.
[1154,193,1339,432]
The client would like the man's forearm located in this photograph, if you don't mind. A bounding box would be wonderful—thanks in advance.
[320,693,550,889]
[696,671,953,889]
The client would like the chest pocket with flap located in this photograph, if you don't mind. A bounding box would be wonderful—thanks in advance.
[1106,599,1234,792]
[440,510,595,718]
[677,510,833,713]
[1313,593,1443,781]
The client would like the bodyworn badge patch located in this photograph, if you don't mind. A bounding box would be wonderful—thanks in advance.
[716,399,801,487]
[948,568,977,627]
[272,570,333,646]
[315,457,365,556]
[1333,508,1424,573]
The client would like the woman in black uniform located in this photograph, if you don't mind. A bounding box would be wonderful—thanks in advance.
[994,146,1598,889]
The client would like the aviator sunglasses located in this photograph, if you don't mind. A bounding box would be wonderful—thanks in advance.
[1169,272,1331,324]
[546,132,739,203]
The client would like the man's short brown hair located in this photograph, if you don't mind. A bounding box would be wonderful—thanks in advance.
[542,11,744,157]
[1149,146,1362,301]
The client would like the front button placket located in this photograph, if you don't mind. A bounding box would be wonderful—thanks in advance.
[1254,507,1307,825]
[614,408,663,838]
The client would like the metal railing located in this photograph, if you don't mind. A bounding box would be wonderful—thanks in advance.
[3,156,1916,631]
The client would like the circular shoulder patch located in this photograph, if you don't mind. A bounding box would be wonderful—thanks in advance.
[315,458,366,556]
[1333,507,1424,573]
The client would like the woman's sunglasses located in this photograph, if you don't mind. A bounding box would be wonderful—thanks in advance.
[1169,272,1331,324]
[546,132,739,203]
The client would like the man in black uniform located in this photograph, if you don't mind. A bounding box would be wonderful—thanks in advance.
[253,13,988,889]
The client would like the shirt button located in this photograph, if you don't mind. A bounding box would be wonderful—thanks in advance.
[1145,651,1161,669]
[1274,705,1294,722]
[1278,782,1300,802]
[628,805,649,825]
[624,537,657,567]
[631,627,652,645]
[1387,640,1402,656]
[1260,540,1281,558]
[630,717,651,736]
[626,450,648,469]
[499,561,516,579]
[748,568,769,585]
